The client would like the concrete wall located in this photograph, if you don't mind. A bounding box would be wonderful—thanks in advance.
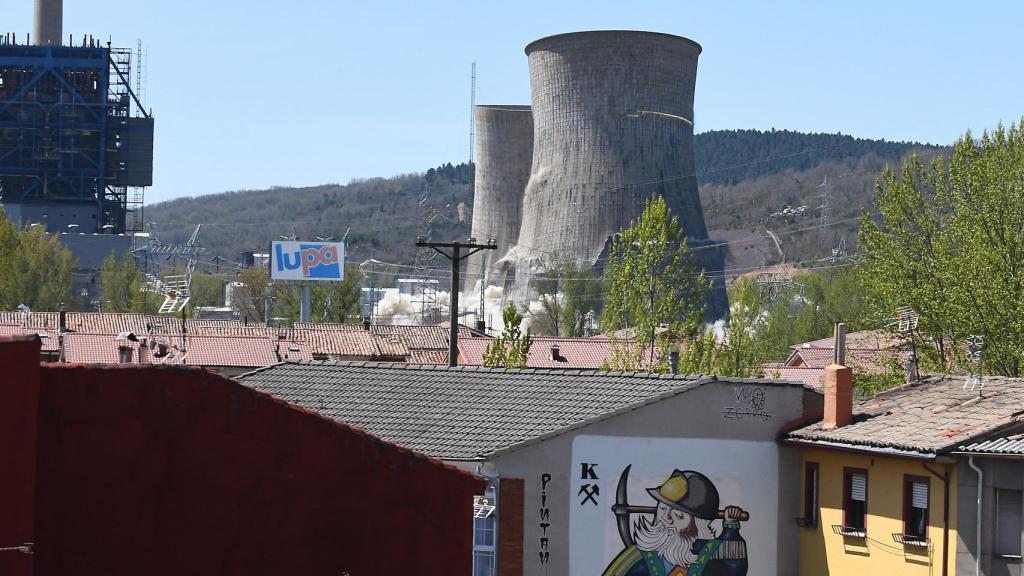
[506,31,727,317]
[1,336,484,575]
[466,105,533,292]
[956,457,1024,576]
[487,380,816,575]
[798,447,958,576]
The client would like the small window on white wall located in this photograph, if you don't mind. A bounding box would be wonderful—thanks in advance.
[473,489,497,576]
[996,489,1023,557]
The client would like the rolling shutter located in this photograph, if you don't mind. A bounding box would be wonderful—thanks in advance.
[850,473,867,502]
[911,481,928,509]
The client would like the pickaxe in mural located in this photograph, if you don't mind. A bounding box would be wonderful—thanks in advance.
[603,465,749,576]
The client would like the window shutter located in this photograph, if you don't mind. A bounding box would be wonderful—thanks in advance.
[997,489,1023,555]
[911,481,928,509]
[850,473,867,502]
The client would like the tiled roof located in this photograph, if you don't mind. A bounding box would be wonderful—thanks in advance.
[238,362,801,460]
[62,333,311,367]
[458,336,614,369]
[1,311,492,365]
[294,322,482,351]
[299,329,379,357]
[0,324,59,351]
[957,434,1024,456]
[796,329,904,350]
[787,374,1024,454]
[761,365,824,389]
[788,347,907,373]
[407,349,451,365]
[63,333,142,364]
[167,335,311,367]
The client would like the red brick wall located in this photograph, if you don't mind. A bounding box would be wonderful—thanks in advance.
[498,478,524,576]
[0,336,40,576]
[25,361,483,575]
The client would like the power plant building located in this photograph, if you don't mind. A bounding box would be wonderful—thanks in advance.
[465,105,533,292]
[480,31,727,317]
[0,0,153,235]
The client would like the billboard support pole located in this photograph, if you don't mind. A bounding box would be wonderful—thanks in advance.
[416,237,497,367]
[300,284,311,323]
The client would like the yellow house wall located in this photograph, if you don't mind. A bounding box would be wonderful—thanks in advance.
[798,447,958,576]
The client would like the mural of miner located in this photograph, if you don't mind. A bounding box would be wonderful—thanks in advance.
[603,466,749,576]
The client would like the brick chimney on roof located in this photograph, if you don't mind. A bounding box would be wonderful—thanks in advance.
[823,323,853,429]
[549,343,560,362]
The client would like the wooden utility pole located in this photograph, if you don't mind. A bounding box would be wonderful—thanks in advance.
[416,237,497,367]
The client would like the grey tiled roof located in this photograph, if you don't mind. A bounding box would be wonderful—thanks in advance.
[238,362,796,460]
[787,374,1024,454]
[958,434,1024,455]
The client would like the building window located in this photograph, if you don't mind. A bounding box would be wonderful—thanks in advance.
[473,489,497,576]
[843,468,868,535]
[903,475,929,541]
[996,488,1023,557]
[802,462,819,527]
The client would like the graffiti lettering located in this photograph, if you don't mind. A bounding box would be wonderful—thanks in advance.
[538,473,553,569]
[722,385,771,420]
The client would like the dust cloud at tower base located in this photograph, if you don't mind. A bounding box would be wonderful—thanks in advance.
[475,30,728,320]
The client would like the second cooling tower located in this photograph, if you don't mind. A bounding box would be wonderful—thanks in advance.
[508,30,726,316]
[465,104,533,291]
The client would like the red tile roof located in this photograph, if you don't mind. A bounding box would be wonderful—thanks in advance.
[458,336,614,369]
[0,324,59,351]
[761,365,825,389]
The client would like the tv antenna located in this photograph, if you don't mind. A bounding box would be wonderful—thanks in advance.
[963,334,985,392]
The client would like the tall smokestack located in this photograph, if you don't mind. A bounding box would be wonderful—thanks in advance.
[33,0,63,47]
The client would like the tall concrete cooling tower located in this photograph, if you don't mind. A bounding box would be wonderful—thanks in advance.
[505,30,727,318]
[465,105,533,292]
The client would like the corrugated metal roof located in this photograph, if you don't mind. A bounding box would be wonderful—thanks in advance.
[958,435,1024,455]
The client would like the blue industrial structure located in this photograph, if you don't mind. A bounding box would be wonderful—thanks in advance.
[0,34,153,234]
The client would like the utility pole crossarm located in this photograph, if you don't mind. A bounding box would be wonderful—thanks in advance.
[415,237,498,367]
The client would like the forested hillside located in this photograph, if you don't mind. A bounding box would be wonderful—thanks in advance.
[144,130,944,270]
[694,129,943,185]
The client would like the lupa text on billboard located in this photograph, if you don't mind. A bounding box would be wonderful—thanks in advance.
[270,241,345,281]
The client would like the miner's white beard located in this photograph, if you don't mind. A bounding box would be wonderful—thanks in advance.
[633,514,717,567]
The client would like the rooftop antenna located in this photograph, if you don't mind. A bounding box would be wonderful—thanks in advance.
[894,305,920,382]
[963,334,985,392]
[469,62,476,166]
[818,174,830,236]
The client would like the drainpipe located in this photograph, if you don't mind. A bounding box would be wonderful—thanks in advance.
[968,456,983,576]
[924,462,952,576]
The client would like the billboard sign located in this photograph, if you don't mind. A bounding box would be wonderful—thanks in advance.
[270,241,345,281]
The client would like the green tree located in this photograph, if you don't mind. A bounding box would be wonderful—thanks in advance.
[601,196,709,372]
[98,251,149,312]
[483,302,533,368]
[532,254,601,336]
[860,121,1024,376]
[233,265,273,322]
[279,264,362,323]
[188,272,227,309]
[0,212,74,310]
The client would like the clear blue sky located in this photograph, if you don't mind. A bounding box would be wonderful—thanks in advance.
[11,0,1024,204]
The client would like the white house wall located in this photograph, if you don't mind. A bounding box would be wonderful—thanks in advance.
[487,380,810,576]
